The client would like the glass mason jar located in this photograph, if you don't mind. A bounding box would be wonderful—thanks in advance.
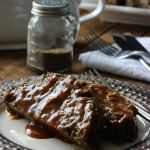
[27,0,78,73]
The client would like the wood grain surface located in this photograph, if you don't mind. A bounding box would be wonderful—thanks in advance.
[0,9,150,90]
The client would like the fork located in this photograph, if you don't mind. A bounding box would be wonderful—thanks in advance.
[78,68,150,123]
[83,32,150,71]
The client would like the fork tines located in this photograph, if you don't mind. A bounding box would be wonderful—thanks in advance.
[82,32,121,56]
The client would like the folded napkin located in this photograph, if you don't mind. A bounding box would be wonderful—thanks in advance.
[78,37,150,82]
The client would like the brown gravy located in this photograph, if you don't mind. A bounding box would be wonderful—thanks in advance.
[25,121,69,143]
[25,121,56,139]
[82,83,137,120]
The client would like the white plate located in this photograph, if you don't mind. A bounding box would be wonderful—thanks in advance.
[80,2,150,26]
[0,103,149,150]
[0,76,150,150]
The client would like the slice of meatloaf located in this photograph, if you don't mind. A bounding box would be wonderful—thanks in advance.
[81,81,138,144]
[3,73,107,150]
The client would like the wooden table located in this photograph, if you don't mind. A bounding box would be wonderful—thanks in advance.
[0,9,150,90]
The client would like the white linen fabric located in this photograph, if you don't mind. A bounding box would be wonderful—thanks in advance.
[78,37,150,82]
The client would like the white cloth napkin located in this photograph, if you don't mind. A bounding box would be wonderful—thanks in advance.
[78,37,150,82]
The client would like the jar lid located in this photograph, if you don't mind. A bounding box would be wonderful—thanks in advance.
[32,0,70,16]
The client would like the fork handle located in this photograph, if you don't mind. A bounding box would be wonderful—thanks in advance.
[139,58,150,72]
[136,104,150,123]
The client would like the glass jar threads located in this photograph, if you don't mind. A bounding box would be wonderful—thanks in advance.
[27,0,78,73]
